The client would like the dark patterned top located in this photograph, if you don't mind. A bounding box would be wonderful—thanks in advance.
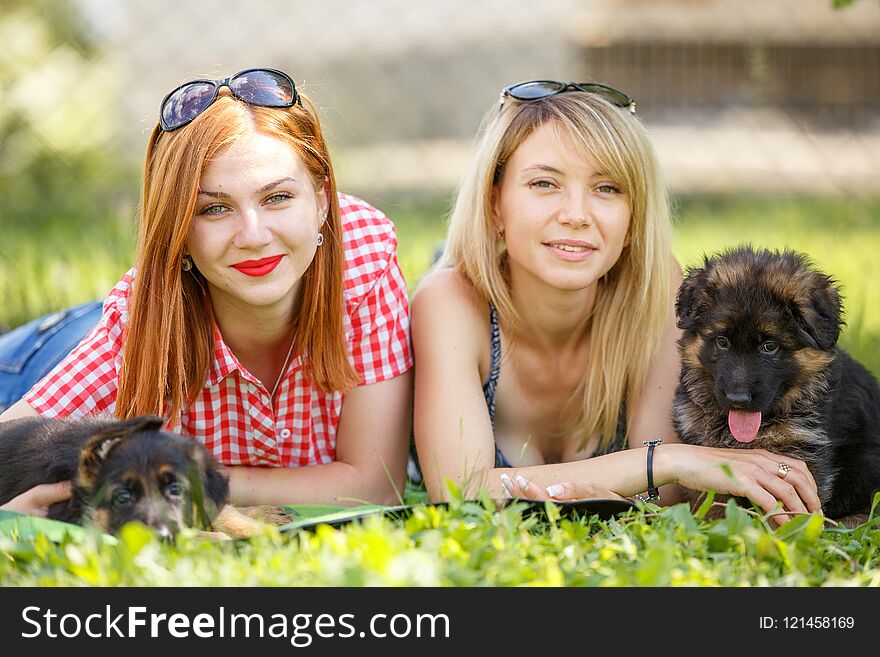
[482,303,629,467]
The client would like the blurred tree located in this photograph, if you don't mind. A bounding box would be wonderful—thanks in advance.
[0,0,131,227]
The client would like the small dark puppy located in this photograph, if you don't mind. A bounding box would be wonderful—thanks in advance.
[673,246,880,520]
[0,415,288,538]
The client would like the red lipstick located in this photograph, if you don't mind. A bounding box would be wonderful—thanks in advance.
[231,255,284,277]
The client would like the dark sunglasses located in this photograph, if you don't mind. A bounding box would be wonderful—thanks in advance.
[499,80,636,114]
[159,67,297,132]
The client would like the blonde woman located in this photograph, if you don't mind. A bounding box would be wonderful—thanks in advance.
[411,81,819,525]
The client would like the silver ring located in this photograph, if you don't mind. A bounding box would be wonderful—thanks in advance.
[776,462,792,479]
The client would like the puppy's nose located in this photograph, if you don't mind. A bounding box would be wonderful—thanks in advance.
[155,525,175,543]
[725,391,752,406]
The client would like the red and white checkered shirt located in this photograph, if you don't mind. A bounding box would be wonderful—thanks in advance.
[25,193,413,468]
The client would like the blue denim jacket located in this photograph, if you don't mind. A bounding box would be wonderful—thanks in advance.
[0,301,102,412]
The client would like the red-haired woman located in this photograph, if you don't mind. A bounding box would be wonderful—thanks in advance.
[0,69,412,510]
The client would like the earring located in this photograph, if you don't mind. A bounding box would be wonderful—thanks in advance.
[181,255,193,272]
[316,233,324,247]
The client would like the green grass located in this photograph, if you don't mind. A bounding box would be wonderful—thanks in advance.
[2,493,880,586]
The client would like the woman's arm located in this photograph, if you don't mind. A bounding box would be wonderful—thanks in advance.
[0,481,72,515]
[412,269,820,521]
[228,370,412,506]
[624,259,685,503]
[0,399,40,422]
[411,269,499,501]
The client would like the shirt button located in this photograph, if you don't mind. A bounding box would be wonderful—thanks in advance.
[279,428,292,439]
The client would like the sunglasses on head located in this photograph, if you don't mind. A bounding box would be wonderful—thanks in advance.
[499,80,636,114]
[159,67,298,132]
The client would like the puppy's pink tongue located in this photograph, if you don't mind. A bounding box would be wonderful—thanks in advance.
[728,410,762,443]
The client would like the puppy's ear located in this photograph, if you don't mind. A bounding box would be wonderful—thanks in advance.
[77,415,166,492]
[788,270,843,350]
[676,266,709,331]
[186,444,230,529]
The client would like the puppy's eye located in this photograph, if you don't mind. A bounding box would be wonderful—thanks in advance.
[165,481,183,497]
[112,489,132,507]
[761,341,779,355]
[715,336,730,349]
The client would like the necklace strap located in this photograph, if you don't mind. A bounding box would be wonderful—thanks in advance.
[270,333,297,400]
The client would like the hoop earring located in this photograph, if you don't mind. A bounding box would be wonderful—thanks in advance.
[316,233,324,247]
[181,255,193,272]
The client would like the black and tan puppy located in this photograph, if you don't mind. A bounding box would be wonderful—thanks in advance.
[0,415,289,539]
[673,246,880,520]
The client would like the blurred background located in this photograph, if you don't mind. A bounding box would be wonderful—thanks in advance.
[1,0,878,371]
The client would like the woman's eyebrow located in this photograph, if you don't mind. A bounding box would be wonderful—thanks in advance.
[197,188,230,198]
[258,176,298,193]
[522,164,564,175]
[198,176,298,198]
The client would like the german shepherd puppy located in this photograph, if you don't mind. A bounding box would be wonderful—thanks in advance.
[673,246,880,520]
[0,415,290,539]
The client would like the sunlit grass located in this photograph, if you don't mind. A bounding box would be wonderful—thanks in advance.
[3,492,879,586]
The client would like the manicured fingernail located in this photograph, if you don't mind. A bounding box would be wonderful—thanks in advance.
[515,475,529,490]
[500,473,513,493]
[546,484,564,498]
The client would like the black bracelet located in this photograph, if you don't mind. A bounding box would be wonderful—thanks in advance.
[638,439,662,502]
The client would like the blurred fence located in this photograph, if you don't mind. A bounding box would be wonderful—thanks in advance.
[2,0,879,212]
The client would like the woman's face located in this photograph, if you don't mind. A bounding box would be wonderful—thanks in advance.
[186,130,327,319]
[493,121,631,293]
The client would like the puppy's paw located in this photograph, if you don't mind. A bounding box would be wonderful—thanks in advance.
[233,504,294,526]
[210,505,293,538]
[196,530,234,542]
[834,513,870,529]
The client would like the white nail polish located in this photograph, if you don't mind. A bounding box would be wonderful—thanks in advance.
[500,473,513,493]
[516,475,529,490]
[546,484,564,498]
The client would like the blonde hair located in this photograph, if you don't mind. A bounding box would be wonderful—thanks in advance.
[440,91,673,448]
[117,90,358,423]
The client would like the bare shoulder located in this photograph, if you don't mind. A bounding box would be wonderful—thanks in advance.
[670,255,684,287]
[627,255,685,447]
[412,268,486,331]
[411,268,489,363]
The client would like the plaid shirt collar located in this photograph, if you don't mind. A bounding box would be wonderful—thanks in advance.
[206,324,257,389]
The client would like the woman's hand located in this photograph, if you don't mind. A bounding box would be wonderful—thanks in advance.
[500,473,626,502]
[658,444,821,526]
[0,481,72,517]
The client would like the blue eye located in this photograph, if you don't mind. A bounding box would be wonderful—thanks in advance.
[165,481,182,497]
[112,489,132,507]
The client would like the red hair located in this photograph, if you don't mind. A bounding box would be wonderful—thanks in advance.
[117,92,358,423]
